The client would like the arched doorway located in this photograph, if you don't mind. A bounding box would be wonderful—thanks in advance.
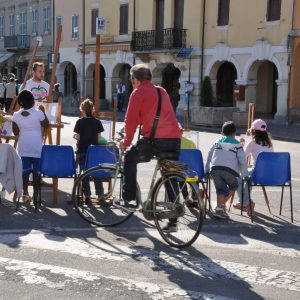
[64,63,77,97]
[161,63,181,112]
[216,62,237,106]
[112,63,132,108]
[255,61,278,117]
[86,64,106,108]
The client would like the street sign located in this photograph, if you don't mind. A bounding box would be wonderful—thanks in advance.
[96,17,106,35]
[176,47,194,59]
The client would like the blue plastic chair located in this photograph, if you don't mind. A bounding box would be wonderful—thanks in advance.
[84,145,119,178]
[179,149,211,215]
[38,145,77,211]
[242,152,293,222]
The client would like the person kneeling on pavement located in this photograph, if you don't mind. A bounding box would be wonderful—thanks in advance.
[205,121,248,219]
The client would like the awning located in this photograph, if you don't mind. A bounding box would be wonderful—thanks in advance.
[0,52,14,64]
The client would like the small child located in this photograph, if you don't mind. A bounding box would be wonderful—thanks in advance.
[73,99,104,204]
[234,119,273,214]
[205,121,248,219]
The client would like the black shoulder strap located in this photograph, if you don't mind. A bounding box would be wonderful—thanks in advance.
[149,87,162,141]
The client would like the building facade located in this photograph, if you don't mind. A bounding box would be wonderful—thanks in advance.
[289,0,300,123]
[0,0,53,81]
[55,0,297,123]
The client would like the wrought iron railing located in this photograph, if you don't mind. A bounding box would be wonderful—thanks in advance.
[132,28,187,51]
[4,35,30,49]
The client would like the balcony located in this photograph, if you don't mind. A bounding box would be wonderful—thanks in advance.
[4,35,30,50]
[132,28,187,52]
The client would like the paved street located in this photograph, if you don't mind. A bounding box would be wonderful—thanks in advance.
[0,115,299,299]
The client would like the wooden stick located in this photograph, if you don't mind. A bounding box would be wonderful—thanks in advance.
[20,40,40,92]
[47,25,62,103]
[94,34,100,115]
[7,40,40,115]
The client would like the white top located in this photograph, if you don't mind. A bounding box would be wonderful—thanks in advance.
[12,107,45,158]
[116,83,125,94]
[245,141,273,164]
[24,79,50,101]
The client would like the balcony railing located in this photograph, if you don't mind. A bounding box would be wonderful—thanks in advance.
[4,35,30,49]
[132,28,187,52]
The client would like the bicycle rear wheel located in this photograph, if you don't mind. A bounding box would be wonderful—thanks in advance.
[72,165,134,227]
[151,172,204,248]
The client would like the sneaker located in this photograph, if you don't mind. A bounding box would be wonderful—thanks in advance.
[162,222,177,233]
[213,207,229,220]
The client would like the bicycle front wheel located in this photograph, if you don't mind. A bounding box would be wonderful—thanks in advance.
[72,165,133,227]
[151,172,204,248]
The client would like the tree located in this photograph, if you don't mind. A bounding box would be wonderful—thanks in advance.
[200,76,213,107]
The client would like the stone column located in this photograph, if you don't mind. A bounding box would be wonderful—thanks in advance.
[244,80,257,111]
[105,77,119,108]
[275,79,288,122]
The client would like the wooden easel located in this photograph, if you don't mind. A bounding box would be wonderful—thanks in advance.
[93,34,117,139]
[40,25,63,204]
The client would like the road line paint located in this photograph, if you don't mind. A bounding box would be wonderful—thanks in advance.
[0,232,299,292]
[0,257,231,300]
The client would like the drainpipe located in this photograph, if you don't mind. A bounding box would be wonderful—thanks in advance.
[200,0,206,84]
[52,0,55,52]
[82,0,86,97]
[287,0,296,124]
[133,0,136,65]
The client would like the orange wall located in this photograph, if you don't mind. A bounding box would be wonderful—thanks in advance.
[294,0,300,29]
[290,39,300,108]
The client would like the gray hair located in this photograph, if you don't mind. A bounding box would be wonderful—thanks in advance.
[130,63,152,82]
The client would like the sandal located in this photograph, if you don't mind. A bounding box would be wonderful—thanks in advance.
[22,194,32,203]
[233,203,247,212]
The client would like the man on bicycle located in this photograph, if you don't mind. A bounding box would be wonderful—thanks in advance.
[120,63,181,232]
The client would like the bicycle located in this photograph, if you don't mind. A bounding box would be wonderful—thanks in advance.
[72,134,205,248]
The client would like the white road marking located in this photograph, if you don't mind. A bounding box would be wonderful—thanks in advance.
[0,231,299,292]
[0,257,231,300]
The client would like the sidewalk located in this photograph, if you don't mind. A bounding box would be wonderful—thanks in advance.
[82,110,300,143]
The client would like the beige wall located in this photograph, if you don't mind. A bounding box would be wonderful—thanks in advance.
[204,0,293,48]
[55,0,82,48]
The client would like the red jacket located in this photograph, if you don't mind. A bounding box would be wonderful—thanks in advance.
[123,81,180,147]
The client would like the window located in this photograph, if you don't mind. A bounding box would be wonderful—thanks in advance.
[19,12,27,35]
[43,6,50,33]
[267,0,281,21]
[32,9,38,35]
[174,0,184,29]
[9,14,15,36]
[91,9,98,37]
[0,16,4,37]
[119,4,128,35]
[72,14,79,39]
[217,0,230,26]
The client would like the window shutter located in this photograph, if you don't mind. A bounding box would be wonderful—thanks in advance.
[217,0,230,26]
[119,4,128,35]
[267,0,281,21]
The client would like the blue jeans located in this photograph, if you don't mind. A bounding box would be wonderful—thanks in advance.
[236,168,253,205]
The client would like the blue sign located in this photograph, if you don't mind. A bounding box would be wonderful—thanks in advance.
[176,47,194,59]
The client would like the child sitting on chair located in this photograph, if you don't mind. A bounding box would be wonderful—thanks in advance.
[12,90,49,202]
[233,119,273,215]
[73,99,105,205]
[205,121,248,219]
